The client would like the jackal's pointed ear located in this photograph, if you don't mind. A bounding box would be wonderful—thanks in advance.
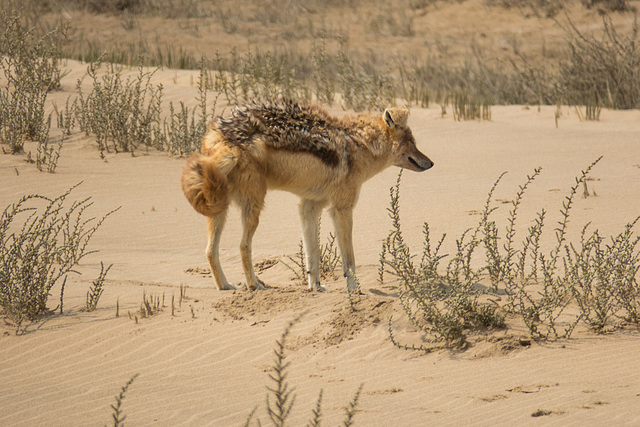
[383,108,409,129]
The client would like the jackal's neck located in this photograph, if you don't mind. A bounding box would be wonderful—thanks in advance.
[340,115,395,181]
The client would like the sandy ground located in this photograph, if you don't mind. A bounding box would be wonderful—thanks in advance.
[1,60,640,426]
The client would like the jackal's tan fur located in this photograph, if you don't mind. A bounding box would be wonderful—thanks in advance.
[182,99,433,291]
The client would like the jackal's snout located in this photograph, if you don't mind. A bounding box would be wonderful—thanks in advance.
[408,151,433,171]
[406,148,434,172]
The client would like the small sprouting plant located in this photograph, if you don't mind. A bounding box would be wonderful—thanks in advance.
[138,291,163,319]
[280,219,340,285]
[110,373,139,427]
[85,262,112,312]
[265,318,298,426]
[342,383,364,427]
[245,314,363,426]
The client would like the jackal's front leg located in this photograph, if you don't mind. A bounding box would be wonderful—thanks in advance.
[299,199,326,291]
[330,206,359,291]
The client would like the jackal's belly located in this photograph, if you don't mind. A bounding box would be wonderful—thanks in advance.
[264,150,346,200]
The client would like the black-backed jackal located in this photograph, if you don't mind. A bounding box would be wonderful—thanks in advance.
[182,99,433,291]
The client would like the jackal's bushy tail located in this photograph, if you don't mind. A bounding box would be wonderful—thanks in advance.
[181,153,230,217]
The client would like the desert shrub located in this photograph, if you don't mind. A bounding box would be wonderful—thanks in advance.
[0,185,117,332]
[337,42,396,112]
[566,218,640,330]
[559,15,640,109]
[213,48,312,106]
[75,58,163,156]
[0,11,67,155]
[72,56,216,157]
[160,101,204,155]
[506,159,618,338]
[485,0,564,17]
[382,158,640,348]
[580,0,633,12]
[382,172,505,349]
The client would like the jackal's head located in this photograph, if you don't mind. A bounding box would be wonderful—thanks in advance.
[383,108,434,172]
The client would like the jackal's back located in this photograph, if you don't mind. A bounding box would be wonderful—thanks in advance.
[214,99,356,167]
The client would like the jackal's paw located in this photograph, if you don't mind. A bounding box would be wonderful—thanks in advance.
[248,278,267,291]
[308,282,328,292]
[345,270,360,293]
[219,282,240,291]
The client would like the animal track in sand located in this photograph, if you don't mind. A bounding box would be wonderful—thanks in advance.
[478,394,508,402]
[364,388,404,396]
[506,383,559,394]
[184,267,211,277]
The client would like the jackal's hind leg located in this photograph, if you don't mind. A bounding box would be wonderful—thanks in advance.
[206,211,238,290]
[330,206,359,292]
[299,199,326,291]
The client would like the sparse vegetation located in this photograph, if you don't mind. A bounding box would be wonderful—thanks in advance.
[280,220,341,285]
[0,11,67,168]
[0,185,118,333]
[69,55,217,156]
[381,159,640,349]
[138,290,164,319]
[75,58,163,156]
[559,15,640,109]
[245,314,363,426]
[5,0,637,120]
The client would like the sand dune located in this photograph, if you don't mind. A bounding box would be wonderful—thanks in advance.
[1,61,640,426]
